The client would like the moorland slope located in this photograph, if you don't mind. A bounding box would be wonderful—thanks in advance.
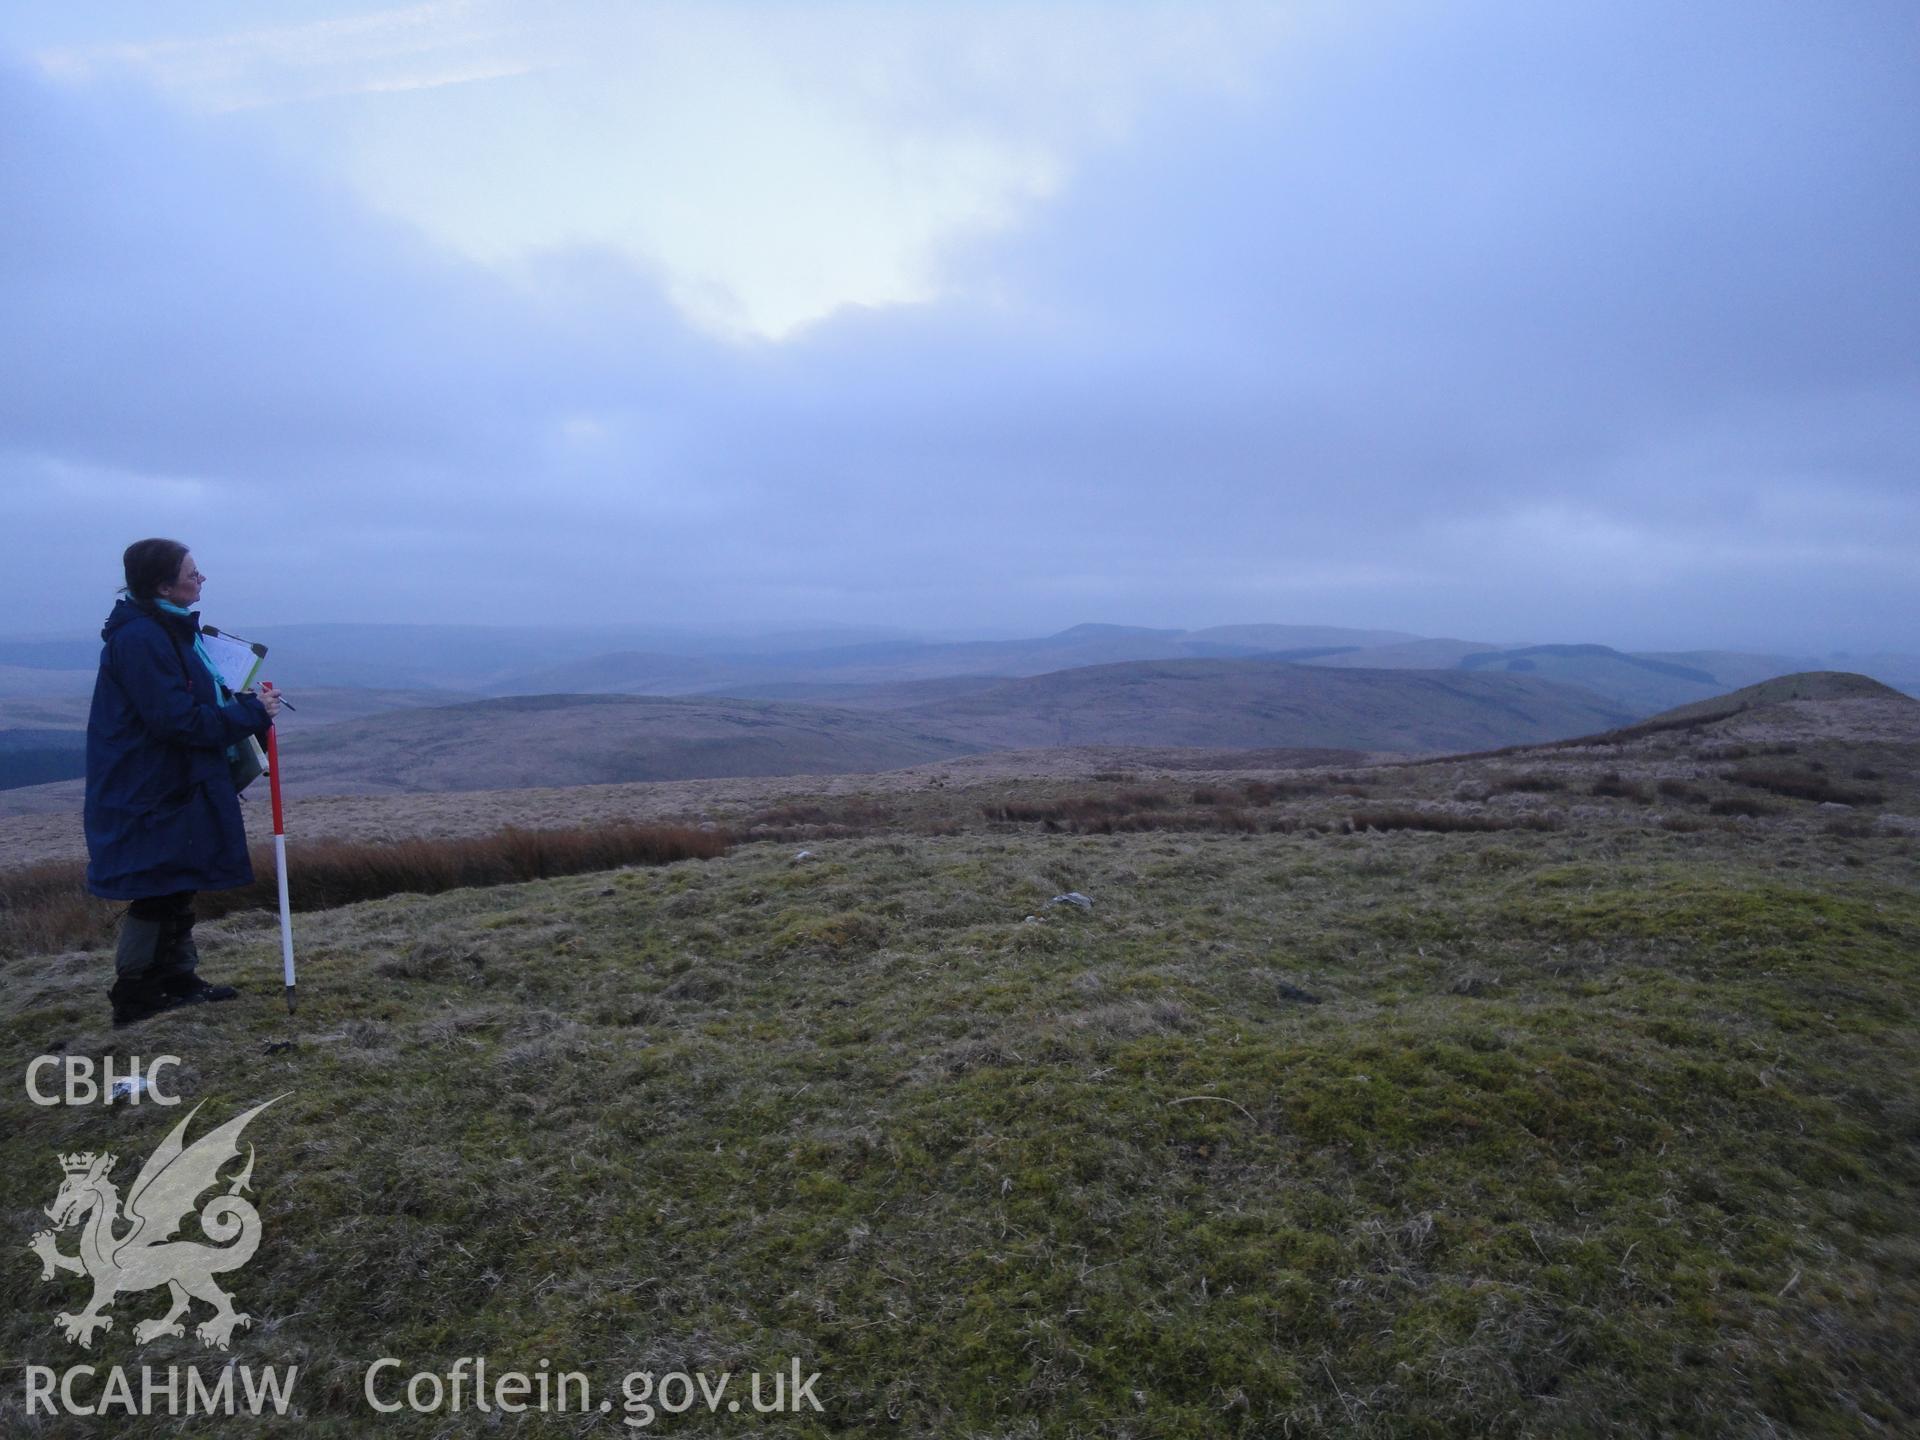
[1,689,1914,1436]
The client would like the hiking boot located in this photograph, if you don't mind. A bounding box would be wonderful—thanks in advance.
[151,904,236,1003]
[110,916,185,1025]
[109,974,199,1027]
[157,970,238,1003]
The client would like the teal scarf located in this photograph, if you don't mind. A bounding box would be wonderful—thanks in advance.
[153,598,243,768]
[153,598,229,702]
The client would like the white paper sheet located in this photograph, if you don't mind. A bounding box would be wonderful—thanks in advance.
[200,627,267,694]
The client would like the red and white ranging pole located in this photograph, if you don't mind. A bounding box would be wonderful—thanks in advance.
[262,682,296,1015]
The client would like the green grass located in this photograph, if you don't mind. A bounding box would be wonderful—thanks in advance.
[2,750,1917,1437]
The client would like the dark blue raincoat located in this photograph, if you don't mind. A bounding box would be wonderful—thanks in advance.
[84,599,272,900]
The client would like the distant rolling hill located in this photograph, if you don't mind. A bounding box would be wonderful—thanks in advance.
[266,659,1636,794]
[476,627,1919,716]
[275,693,988,795]
[1293,640,1896,715]
[1452,643,1726,714]
[895,659,1635,753]
[479,651,745,697]
[0,686,475,790]
[1177,622,1428,650]
[1296,637,1505,671]
[6,619,1912,797]
[687,675,1015,709]
[717,622,1295,683]
[478,621,1372,693]
[8,621,1914,717]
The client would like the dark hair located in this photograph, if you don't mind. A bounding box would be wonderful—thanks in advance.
[122,539,190,602]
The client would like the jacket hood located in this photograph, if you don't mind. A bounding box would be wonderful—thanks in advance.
[101,597,197,642]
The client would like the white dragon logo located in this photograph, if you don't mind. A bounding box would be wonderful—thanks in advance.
[27,1097,282,1351]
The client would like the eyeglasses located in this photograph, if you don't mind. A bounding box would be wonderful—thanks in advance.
[178,570,205,583]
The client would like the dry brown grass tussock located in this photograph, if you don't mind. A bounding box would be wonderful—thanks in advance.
[1724,763,1884,806]
[0,822,728,958]
[1348,808,1563,834]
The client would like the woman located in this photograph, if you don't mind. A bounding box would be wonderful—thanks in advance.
[84,540,283,1026]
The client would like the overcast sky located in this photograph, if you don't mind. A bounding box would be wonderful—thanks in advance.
[5,1,1915,654]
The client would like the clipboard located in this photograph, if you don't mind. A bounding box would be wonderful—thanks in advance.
[201,626,271,778]
[199,626,267,694]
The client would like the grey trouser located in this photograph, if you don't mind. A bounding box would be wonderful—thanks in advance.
[115,892,197,977]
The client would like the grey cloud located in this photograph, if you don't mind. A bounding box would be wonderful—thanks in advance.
[5,1,1918,653]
